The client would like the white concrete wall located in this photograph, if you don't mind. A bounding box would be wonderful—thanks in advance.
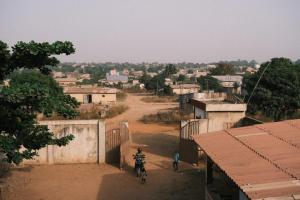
[68,93,116,104]
[23,120,106,164]
[92,93,116,103]
[172,88,199,95]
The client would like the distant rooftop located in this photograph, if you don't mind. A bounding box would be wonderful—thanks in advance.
[190,97,246,112]
[193,119,300,199]
[170,84,200,89]
[212,75,243,82]
[106,74,128,82]
[55,77,77,82]
[64,87,117,94]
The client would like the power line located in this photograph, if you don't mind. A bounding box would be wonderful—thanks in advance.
[245,62,271,105]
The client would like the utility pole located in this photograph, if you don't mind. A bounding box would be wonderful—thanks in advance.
[206,79,209,93]
[156,80,158,95]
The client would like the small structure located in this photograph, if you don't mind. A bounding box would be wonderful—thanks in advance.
[131,70,143,78]
[55,77,77,86]
[212,75,243,94]
[179,94,246,164]
[106,74,128,85]
[64,87,117,104]
[193,119,300,199]
[170,84,200,95]
[190,97,246,130]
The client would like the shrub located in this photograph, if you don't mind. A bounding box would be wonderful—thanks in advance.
[106,104,129,118]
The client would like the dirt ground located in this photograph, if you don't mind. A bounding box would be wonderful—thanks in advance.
[3,93,205,200]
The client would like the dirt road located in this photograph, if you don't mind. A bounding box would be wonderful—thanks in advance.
[4,94,204,200]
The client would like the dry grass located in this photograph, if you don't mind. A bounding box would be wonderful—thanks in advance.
[40,104,128,120]
[105,104,128,118]
[141,96,178,103]
[141,110,192,124]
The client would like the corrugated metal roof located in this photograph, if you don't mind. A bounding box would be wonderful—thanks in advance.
[193,119,300,199]
[106,74,128,82]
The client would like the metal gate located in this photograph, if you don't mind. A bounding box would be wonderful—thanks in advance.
[179,120,201,164]
[105,122,130,169]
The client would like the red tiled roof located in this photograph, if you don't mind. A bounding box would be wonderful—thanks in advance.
[193,119,300,199]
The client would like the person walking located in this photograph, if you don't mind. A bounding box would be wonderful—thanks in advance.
[173,150,180,171]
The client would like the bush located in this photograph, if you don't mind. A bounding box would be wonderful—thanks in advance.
[106,104,129,118]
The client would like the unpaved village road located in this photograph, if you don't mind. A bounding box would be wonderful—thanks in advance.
[4,93,204,200]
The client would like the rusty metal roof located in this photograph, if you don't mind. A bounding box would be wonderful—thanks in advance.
[193,119,300,199]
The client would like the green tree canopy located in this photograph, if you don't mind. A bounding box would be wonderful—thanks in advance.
[0,40,78,165]
[197,76,222,92]
[163,64,177,78]
[243,57,300,121]
[177,74,186,82]
[210,63,235,75]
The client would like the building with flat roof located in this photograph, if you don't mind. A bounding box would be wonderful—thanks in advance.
[190,97,246,131]
[170,84,200,95]
[55,77,77,86]
[64,87,117,104]
[193,119,300,199]
[105,74,128,85]
[212,75,243,94]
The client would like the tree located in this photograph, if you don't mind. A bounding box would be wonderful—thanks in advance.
[197,76,222,92]
[163,64,177,78]
[0,40,78,165]
[177,74,186,82]
[187,69,193,74]
[210,63,235,75]
[243,57,300,121]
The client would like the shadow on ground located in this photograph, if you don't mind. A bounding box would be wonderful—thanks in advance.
[131,133,179,158]
[97,166,205,200]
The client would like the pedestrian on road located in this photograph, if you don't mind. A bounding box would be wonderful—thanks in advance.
[173,150,180,171]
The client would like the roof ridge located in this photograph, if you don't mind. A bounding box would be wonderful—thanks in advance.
[224,129,297,180]
[255,122,300,150]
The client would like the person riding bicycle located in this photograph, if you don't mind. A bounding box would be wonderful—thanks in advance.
[133,147,146,174]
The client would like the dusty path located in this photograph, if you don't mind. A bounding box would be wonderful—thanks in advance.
[4,93,204,200]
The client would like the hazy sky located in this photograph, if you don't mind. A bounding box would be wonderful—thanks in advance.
[1,0,300,63]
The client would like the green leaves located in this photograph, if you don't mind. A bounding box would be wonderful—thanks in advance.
[210,63,235,75]
[244,57,300,121]
[197,76,222,92]
[0,40,78,165]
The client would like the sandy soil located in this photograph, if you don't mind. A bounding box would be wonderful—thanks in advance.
[4,93,204,200]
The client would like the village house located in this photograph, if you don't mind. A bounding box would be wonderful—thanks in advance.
[179,93,247,164]
[190,95,246,131]
[193,70,208,77]
[193,119,300,199]
[55,77,77,86]
[212,75,243,94]
[105,74,128,85]
[130,70,144,78]
[170,84,200,95]
[64,87,117,104]
[122,68,130,76]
